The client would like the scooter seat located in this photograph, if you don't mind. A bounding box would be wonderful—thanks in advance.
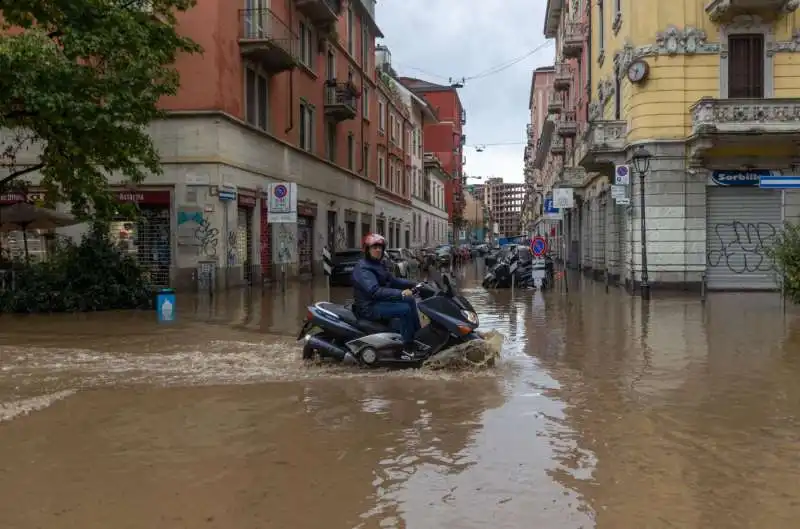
[317,302,359,325]
[355,319,392,334]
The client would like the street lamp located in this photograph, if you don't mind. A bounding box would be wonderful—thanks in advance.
[631,145,652,300]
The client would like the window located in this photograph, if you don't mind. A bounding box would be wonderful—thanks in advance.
[325,120,337,162]
[245,66,269,131]
[728,34,764,98]
[299,102,314,151]
[347,3,354,55]
[362,143,369,175]
[378,153,385,187]
[347,134,354,170]
[299,22,314,68]
[362,86,369,118]
[378,99,385,131]
[361,24,370,67]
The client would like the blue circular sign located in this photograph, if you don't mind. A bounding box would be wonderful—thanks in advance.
[531,236,547,256]
[274,184,287,198]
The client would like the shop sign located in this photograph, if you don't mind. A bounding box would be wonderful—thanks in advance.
[298,202,317,217]
[238,193,257,208]
[710,170,777,186]
[0,192,45,204]
[116,190,171,204]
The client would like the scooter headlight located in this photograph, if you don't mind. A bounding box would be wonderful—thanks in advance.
[461,310,478,325]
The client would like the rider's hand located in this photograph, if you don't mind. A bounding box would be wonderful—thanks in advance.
[401,289,413,297]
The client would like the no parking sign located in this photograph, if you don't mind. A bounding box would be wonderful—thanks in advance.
[531,236,548,257]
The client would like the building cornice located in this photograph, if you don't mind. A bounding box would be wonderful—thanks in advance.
[544,0,564,39]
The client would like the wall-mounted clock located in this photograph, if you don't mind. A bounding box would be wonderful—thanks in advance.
[627,59,650,84]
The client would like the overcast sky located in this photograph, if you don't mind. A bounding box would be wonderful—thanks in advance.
[377,0,553,184]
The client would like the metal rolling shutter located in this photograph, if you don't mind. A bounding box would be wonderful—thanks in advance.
[705,187,781,290]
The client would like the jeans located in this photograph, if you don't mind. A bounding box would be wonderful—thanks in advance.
[371,298,420,345]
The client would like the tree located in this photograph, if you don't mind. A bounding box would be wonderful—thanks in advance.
[767,221,800,304]
[0,0,200,217]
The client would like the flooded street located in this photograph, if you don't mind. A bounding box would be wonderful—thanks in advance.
[2,264,800,528]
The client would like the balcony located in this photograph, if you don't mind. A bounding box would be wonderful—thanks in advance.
[324,81,358,121]
[688,97,800,164]
[238,8,297,72]
[550,136,565,156]
[547,94,563,114]
[554,63,572,91]
[295,0,341,26]
[562,22,587,58]
[706,0,799,22]
[556,111,577,137]
[577,120,627,171]
[558,166,587,188]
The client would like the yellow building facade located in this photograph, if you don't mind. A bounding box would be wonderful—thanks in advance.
[534,0,800,292]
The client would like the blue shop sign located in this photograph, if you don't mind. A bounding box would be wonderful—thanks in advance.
[543,198,559,213]
[710,170,776,186]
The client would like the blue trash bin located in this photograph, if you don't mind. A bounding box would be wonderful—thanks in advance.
[156,288,176,323]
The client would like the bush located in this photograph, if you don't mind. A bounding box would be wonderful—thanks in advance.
[0,222,154,312]
[768,221,800,304]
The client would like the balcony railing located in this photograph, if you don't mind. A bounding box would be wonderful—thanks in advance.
[690,97,800,135]
[550,136,565,155]
[547,94,563,114]
[295,0,341,25]
[324,81,358,121]
[556,111,577,137]
[554,63,572,91]
[562,21,587,58]
[238,8,297,72]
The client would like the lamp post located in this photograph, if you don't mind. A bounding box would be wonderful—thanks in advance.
[631,145,652,300]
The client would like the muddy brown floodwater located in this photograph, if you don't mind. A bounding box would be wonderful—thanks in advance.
[2,264,800,528]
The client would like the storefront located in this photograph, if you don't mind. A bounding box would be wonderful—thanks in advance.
[112,188,172,288]
[705,170,782,291]
[344,210,358,249]
[376,215,386,237]
[0,191,47,261]
[361,213,372,242]
[236,191,256,284]
[297,202,316,275]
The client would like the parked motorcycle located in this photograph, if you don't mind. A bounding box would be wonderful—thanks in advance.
[297,274,480,368]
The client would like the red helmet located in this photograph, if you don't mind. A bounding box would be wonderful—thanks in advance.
[363,233,386,249]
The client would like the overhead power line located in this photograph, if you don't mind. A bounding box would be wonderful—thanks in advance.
[393,40,554,85]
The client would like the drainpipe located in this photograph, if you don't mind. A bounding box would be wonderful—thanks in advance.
[284,0,294,134]
[584,1,591,123]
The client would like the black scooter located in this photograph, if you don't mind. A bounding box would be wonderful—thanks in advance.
[297,274,480,368]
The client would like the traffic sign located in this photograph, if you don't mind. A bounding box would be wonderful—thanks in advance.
[531,236,547,257]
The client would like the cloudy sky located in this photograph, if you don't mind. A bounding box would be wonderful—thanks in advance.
[377,0,554,184]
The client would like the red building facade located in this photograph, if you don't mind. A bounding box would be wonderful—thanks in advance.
[398,78,466,226]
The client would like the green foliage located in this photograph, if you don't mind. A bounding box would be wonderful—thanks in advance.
[767,221,800,303]
[0,0,201,218]
[0,222,154,312]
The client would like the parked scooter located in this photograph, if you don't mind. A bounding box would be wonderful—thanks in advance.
[297,274,480,368]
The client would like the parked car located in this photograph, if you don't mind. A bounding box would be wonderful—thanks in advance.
[434,245,453,266]
[329,249,362,286]
[385,248,411,278]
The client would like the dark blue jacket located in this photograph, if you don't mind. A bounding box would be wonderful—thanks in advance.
[351,257,416,317]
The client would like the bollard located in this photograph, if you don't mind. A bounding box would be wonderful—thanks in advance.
[156,288,176,323]
[700,272,706,303]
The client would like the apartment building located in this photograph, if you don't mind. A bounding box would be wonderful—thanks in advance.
[398,77,466,236]
[534,0,800,293]
[483,178,525,238]
[10,0,394,289]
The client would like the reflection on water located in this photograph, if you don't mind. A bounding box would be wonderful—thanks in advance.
[1,267,800,528]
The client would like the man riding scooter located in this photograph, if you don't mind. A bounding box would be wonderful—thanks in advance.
[352,233,422,360]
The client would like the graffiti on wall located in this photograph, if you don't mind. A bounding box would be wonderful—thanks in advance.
[336,225,347,251]
[177,208,219,258]
[276,224,295,264]
[706,221,778,274]
[227,230,237,266]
